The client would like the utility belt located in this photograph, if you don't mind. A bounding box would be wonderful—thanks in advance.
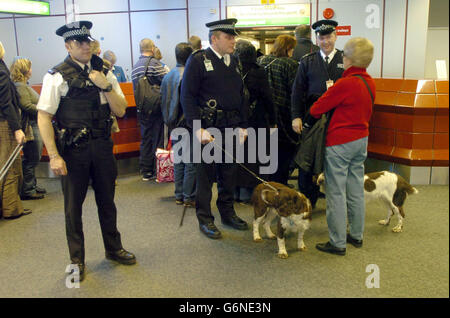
[200,99,241,128]
[53,118,113,155]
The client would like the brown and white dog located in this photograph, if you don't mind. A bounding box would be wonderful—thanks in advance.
[316,171,418,233]
[252,182,312,259]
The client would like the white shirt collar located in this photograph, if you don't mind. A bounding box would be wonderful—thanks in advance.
[210,47,230,66]
[72,59,91,71]
[320,48,337,63]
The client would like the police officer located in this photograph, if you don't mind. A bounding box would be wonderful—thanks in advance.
[37,21,136,282]
[180,18,249,239]
[291,20,345,209]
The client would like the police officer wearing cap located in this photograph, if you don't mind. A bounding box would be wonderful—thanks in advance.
[291,19,344,209]
[180,18,249,239]
[37,21,136,282]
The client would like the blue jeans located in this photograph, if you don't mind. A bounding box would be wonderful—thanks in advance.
[172,135,196,202]
[234,187,253,202]
[21,121,43,195]
[324,137,368,249]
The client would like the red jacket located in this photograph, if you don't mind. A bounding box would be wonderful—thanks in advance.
[309,66,376,147]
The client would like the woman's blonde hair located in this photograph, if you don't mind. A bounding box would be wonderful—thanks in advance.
[343,37,374,68]
[10,57,32,83]
[270,35,297,58]
[154,47,162,60]
[0,41,5,60]
[90,40,101,56]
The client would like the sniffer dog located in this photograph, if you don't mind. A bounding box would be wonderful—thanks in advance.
[252,182,312,259]
[316,171,418,233]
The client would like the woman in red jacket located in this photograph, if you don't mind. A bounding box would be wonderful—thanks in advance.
[309,37,375,255]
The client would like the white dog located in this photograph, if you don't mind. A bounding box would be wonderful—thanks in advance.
[316,171,418,233]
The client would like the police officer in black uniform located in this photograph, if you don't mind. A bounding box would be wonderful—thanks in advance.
[37,21,136,282]
[291,20,345,209]
[180,18,249,239]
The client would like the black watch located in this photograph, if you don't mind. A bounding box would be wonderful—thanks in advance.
[102,83,113,92]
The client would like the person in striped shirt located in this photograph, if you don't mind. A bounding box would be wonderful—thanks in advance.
[131,38,169,181]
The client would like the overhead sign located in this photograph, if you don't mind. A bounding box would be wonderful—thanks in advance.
[227,4,310,28]
[0,0,50,16]
[336,25,351,36]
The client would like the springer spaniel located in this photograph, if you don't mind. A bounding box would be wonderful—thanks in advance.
[316,171,419,233]
[252,182,312,259]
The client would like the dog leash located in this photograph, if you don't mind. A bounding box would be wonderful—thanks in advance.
[211,139,279,192]
[0,144,23,182]
[178,138,279,228]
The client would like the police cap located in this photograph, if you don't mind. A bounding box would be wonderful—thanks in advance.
[206,18,239,36]
[312,19,338,35]
[56,21,95,42]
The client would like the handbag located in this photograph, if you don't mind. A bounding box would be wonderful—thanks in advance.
[294,110,333,175]
[155,139,174,183]
[135,57,162,118]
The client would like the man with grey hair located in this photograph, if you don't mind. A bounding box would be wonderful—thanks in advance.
[103,50,127,82]
[292,24,319,62]
[131,38,168,181]
[188,35,202,52]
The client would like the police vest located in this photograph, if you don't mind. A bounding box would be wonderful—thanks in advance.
[51,56,111,130]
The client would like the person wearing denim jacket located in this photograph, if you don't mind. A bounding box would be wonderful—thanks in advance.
[161,43,196,207]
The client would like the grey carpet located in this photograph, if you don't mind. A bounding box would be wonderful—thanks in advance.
[0,175,448,298]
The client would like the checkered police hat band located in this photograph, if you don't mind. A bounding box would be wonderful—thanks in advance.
[317,25,335,32]
[62,26,90,39]
[210,24,235,31]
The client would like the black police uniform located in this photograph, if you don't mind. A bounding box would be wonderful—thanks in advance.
[46,21,134,268]
[181,19,248,230]
[291,49,344,119]
[291,20,344,208]
[50,55,123,265]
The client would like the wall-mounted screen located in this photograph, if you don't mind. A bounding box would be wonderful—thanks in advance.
[0,0,50,16]
[227,4,310,28]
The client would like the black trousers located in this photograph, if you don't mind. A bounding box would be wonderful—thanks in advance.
[269,141,297,185]
[138,113,164,174]
[297,168,320,208]
[61,137,122,264]
[194,131,240,225]
[195,160,237,225]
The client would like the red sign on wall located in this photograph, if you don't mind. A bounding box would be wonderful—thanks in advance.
[336,25,351,36]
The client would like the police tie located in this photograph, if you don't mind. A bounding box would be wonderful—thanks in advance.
[325,56,332,73]
[83,64,89,74]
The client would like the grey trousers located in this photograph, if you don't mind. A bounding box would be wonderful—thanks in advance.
[324,137,368,248]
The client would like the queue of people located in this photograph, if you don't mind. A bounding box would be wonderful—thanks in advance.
[0,17,375,283]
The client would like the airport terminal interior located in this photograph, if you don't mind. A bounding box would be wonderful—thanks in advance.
[0,0,448,299]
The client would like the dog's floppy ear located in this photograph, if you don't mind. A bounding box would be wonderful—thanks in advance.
[316,173,324,185]
[261,189,280,206]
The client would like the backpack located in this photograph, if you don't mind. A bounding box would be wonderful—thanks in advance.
[134,57,162,118]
